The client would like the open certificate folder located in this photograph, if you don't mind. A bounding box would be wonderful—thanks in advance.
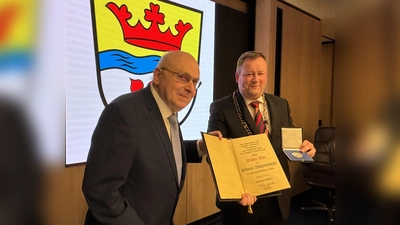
[202,133,291,201]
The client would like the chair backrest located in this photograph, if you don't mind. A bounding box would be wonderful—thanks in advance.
[307,127,335,175]
[328,138,335,171]
[314,127,335,143]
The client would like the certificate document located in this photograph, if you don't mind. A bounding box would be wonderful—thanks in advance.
[202,133,291,201]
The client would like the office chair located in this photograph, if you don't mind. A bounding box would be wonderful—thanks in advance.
[301,127,335,224]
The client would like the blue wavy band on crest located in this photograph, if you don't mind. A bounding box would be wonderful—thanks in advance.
[99,50,160,74]
[0,51,33,74]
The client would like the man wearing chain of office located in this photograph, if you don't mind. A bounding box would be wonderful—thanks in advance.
[207,51,316,225]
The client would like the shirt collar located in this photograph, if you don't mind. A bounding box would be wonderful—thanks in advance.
[242,95,265,106]
[150,84,173,120]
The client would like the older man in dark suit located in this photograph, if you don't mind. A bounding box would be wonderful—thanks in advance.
[82,51,220,225]
[207,51,316,225]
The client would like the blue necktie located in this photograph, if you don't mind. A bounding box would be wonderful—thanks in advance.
[168,113,182,184]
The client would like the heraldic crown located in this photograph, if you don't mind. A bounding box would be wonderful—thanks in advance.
[106,2,193,51]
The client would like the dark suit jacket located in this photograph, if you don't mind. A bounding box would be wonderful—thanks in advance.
[82,86,202,225]
[0,99,42,225]
[207,91,294,219]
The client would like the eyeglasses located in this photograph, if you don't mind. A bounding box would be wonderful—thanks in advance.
[160,67,202,89]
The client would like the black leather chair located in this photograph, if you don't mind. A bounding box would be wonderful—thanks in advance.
[301,127,335,224]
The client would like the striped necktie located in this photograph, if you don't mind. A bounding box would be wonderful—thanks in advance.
[250,101,265,134]
[168,113,182,185]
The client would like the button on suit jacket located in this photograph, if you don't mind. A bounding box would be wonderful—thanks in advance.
[82,86,202,225]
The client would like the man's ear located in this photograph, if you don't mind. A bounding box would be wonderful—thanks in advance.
[235,72,240,83]
[153,67,162,85]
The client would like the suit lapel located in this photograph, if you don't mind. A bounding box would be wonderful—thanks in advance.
[265,94,278,136]
[178,128,186,189]
[142,86,181,186]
